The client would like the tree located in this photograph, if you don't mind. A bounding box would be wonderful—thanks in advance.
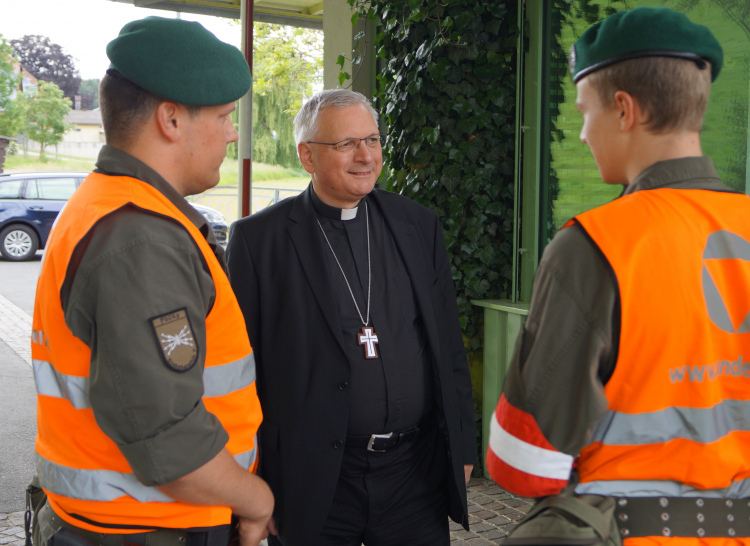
[24,80,71,158]
[77,78,100,110]
[0,34,25,138]
[10,35,81,102]
[252,23,322,167]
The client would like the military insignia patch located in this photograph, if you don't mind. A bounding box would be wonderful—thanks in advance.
[151,308,198,372]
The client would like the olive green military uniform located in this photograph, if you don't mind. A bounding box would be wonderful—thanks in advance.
[66,145,230,481]
[32,145,233,546]
[30,15,255,546]
[503,157,736,457]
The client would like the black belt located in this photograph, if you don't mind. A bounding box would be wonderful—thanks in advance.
[615,496,750,538]
[346,417,433,452]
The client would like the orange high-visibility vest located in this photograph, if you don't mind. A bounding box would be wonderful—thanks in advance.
[32,171,262,533]
[572,188,750,544]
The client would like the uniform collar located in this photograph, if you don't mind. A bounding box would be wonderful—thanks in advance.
[94,145,213,237]
[624,156,731,195]
[310,183,363,221]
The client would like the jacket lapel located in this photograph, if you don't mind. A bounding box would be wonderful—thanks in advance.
[370,192,443,363]
[287,186,348,356]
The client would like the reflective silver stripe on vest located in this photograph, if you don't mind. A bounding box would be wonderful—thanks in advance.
[576,478,750,499]
[590,398,750,446]
[203,353,256,398]
[33,360,90,410]
[234,440,258,470]
[33,353,256,407]
[36,454,175,503]
[38,441,259,503]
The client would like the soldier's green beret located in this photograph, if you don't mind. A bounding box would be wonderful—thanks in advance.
[106,17,250,106]
[570,7,723,83]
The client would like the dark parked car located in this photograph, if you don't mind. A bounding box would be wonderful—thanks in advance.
[0,171,229,261]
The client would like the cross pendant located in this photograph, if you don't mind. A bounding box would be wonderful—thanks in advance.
[358,326,379,359]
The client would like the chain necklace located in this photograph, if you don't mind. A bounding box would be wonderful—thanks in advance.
[316,202,379,359]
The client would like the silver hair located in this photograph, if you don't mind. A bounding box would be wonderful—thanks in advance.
[294,89,379,146]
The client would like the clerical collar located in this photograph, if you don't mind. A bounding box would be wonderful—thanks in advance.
[311,184,362,221]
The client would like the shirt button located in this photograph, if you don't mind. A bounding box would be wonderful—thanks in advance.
[333,439,344,449]
[338,381,349,391]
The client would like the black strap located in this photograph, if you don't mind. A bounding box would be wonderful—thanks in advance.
[615,497,750,538]
[24,486,32,546]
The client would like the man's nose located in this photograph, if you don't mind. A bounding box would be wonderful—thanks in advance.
[354,140,374,162]
[228,122,239,144]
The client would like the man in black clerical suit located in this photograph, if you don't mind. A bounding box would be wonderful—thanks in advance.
[226,89,476,546]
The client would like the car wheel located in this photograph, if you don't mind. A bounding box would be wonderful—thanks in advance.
[0,225,39,261]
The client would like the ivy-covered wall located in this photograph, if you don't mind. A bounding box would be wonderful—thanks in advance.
[349,0,518,387]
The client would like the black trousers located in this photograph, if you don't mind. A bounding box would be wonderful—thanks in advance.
[270,418,450,546]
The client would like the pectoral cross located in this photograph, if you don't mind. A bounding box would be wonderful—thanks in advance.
[358,326,379,359]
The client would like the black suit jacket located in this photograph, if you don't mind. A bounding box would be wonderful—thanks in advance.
[226,186,476,545]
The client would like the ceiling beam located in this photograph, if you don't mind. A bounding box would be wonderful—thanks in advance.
[110,0,322,27]
[302,1,323,15]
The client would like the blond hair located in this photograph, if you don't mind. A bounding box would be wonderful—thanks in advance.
[586,56,712,133]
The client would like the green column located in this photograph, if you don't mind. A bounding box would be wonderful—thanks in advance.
[472,300,529,479]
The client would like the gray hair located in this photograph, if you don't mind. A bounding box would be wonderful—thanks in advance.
[294,89,379,146]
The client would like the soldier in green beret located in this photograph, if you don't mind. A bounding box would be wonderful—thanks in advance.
[487,7,750,541]
[28,17,274,546]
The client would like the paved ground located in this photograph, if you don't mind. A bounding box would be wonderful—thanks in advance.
[0,511,26,546]
[450,478,532,545]
[0,252,42,315]
[0,252,532,545]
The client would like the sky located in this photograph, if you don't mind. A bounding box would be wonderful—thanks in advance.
[0,0,242,80]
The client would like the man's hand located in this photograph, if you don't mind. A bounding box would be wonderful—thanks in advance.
[464,464,474,485]
[237,517,270,546]
[158,448,274,546]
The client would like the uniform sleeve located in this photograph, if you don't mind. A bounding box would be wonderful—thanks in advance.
[486,224,617,497]
[63,207,229,487]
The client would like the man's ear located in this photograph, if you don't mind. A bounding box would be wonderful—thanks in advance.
[154,101,182,143]
[297,142,315,175]
[613,90,638,132]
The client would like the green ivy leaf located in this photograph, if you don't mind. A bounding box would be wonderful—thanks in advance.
[454,11,474,29]
[362,0,516,406]
[336,55,346,69]
[338,71,351,86]
[423,126,440,145]
[456,118,477,135]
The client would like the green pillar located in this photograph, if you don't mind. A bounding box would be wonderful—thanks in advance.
[472,300,529,479]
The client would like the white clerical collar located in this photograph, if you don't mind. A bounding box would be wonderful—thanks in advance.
[341,207,358,221]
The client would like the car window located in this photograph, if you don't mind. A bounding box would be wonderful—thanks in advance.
[0,180,23,199]
[37,178,77,200]
[24,180,39,199]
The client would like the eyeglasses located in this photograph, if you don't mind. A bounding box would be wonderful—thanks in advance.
[306,133,386,153]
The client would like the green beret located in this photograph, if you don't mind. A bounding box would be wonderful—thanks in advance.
[107,17,250,106]
[570,7,723,83]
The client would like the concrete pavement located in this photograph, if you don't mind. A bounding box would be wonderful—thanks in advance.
[0,253,42,316]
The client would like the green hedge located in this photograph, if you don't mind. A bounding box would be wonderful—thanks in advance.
[348,0,519,370]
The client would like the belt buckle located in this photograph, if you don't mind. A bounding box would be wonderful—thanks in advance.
[367,432,393,452]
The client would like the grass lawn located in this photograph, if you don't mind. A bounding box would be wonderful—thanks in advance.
[4,153,96,172]
[546,0,750,240]
[217,158,308,188]
[3,153,309,190]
